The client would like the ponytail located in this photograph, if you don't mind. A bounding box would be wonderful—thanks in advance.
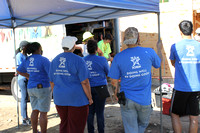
[15,47,21,55]
[24,42,41,56]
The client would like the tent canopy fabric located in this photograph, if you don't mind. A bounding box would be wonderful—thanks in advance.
[0,0,159,29]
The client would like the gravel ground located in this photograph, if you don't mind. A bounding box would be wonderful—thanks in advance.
[0,85,199,133]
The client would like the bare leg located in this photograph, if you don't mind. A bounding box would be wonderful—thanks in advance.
[31,110,39,133]
[171,113,182,133]
[39,112,48,133]
[189,115,198,133]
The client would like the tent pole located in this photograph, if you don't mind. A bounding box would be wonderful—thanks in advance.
[114,18,120,54]
[157,12,163,133]
[6,0,19,128]
[13,27,20,128]
[7,0,20,127]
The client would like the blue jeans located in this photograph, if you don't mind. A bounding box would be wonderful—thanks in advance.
[120,98,152,133]
[18,78,28,119]
[87,87,106,133]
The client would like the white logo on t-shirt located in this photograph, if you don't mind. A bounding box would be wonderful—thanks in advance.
[186,45,194,56]
[131,56,141,69]
[29,57,34,66]
[86,61,92,70]
[59,57,66,68]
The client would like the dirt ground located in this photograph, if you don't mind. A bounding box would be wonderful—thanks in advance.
[0,86,199,133]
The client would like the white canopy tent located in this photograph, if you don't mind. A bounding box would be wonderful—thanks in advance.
[0,0,163,132]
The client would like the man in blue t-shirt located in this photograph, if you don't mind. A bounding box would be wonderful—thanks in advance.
[108,27,161,133]
[169,20,200,133]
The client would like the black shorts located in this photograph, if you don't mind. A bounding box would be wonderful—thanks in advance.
[170,90,200,116]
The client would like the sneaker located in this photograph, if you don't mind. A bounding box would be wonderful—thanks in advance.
[22,119,31,125]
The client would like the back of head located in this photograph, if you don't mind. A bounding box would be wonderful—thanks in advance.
[16,40,29,54]
[87,40,97,54]
[20,41,29,49]
[104,33,113,41]
[123,27,139,45]
[24,42,41,56]
[83,31,94,42]
[179,20,193,36]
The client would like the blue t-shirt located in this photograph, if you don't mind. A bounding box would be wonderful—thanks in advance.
[16,52,26,80]
[169,39,200,92]
[17,54,50,89]
[84,54,109,87]
[108,46,161,105]
[49,52,90,107]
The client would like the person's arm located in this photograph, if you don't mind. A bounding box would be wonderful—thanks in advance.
[107,54,113,62]
[105,43,112,60]
[16,70,29,79]
[97,47,104,57]
[110,78,119,101]
[169,44,176,68]
[81,78,93,105]
[75,45,83,53]
[50,81,54,92]
[170,60,175,67]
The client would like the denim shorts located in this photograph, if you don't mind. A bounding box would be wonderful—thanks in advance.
[28,87,52,112]
[120,98,152,133]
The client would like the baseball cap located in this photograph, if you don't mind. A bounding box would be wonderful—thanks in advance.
[83,31,94,41]
[123,27,139,45]
[62,36,78,50]
[196,28,200,34]
[19,41,29,48]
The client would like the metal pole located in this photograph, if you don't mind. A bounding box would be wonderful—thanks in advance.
[157,12,163,133]
[6,0,20,127]
[13,27,20,128]
[114,18,120,54]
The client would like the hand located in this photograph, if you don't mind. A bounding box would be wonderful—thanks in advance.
[89,99,93,105]
[114,93,118,101]
[107,57,113,62]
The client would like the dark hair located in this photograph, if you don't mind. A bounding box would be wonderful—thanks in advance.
[63,47,69,51]
[87,40,97,54]
[24,42,41,56]
[179,20,193,35]
[15,48,21,55]
[104,33,113,40]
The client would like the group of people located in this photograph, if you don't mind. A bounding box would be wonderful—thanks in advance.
[74,31,113,62]
[16,31,112,133]
[16,20,200,133]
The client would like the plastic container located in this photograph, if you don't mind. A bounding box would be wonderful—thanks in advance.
[162,98,171,115]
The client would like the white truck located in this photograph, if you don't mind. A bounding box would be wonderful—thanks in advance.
[1,19,116,101]
[0,25,66,101]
